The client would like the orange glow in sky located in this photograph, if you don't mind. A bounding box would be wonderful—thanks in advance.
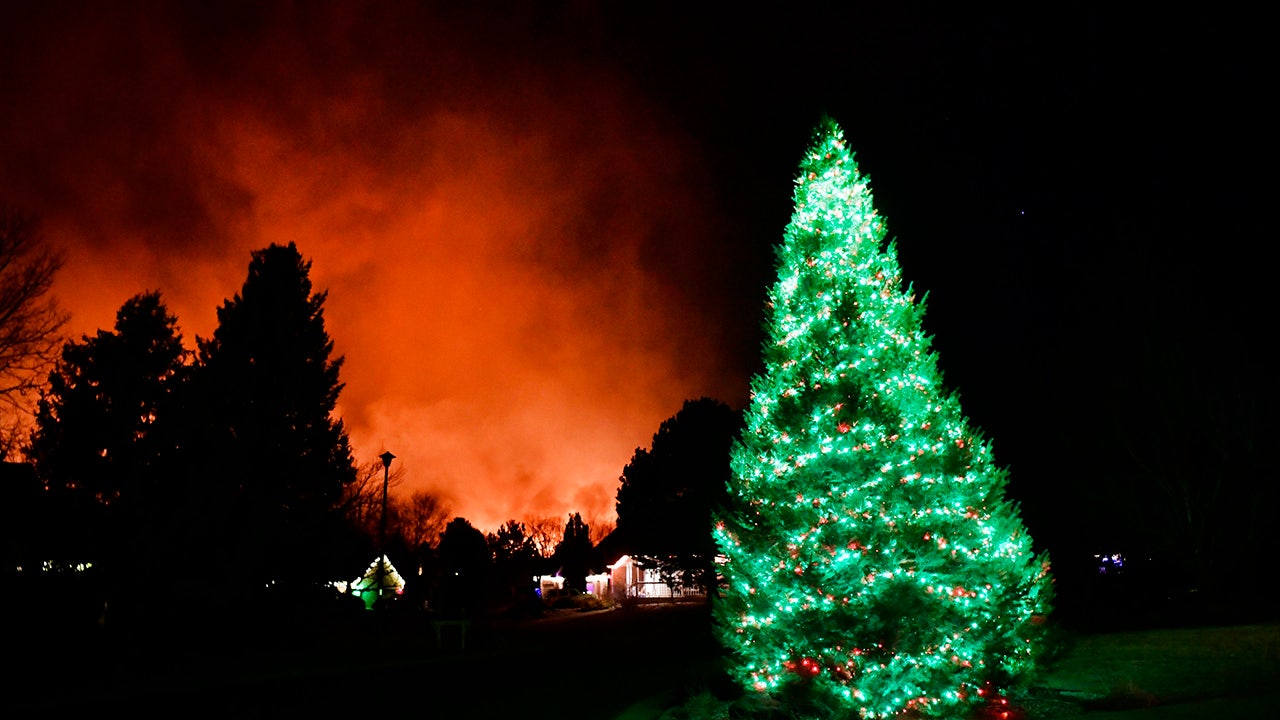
[0,4,755,534]
[7,4,1272,559]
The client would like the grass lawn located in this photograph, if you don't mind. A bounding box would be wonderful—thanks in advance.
[606,604,1280,717]
[1014,622,1280,719]
[618,617,1280,719]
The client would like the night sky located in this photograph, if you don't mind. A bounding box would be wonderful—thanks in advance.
[1,4,1268,543]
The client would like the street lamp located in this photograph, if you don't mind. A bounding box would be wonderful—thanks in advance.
[377,450,395,603]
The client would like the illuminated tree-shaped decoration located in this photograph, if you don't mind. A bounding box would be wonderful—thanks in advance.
[714,117,1053,719]
[350,554,405,610]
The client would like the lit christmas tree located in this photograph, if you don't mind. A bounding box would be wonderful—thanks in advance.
[714,118,1053,719]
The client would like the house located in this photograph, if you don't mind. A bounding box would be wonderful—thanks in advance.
[537,570,614,605]
[584,570,611,599]
[535,573,569,604]
[607,554,705,604]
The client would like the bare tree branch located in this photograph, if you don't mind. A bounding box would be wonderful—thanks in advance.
[523,515,564,559]
[396,489,451,550]
[0,213,67,457]
[339,457,406,538]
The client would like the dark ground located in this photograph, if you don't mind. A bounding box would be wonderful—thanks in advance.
[4,602,1279,719]
[2,601,722,717]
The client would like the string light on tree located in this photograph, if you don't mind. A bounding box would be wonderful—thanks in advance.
[714,117,1053,719]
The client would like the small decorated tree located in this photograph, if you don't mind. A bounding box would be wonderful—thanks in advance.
[714,117,1052,719]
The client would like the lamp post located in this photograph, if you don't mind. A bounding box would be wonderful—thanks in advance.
[377,450,395,604]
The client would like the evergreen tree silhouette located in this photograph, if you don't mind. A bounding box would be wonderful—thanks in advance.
[552,512,595,593]
[615,397,738,591]
[191,242,355,593]
[28,291,187,606]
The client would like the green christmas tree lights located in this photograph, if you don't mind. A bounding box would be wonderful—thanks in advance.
[714,118,1052,718]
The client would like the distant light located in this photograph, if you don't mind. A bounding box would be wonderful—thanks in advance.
[1094,552,1126,574]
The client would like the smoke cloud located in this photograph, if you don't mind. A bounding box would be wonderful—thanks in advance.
[1,3,752,533]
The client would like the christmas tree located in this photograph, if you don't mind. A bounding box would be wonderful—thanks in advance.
[714,118,1052,719]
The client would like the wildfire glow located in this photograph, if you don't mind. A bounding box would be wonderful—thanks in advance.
[0,4,751,533]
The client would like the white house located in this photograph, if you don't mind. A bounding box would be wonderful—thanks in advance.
[607,554,705,603]
[536,573,568,604]
[584,571,611,599]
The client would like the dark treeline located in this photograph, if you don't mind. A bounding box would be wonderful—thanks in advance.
[2,237,1273,644]
[1,241,731,638]
[5,243,367,632]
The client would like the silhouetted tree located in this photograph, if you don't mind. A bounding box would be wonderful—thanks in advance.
[433,517,491,615]
[1109,333,1274,618]
[340,457,406,546]
[0,213,66,457]
[1,460,43,599]
[551,512,595,593]
[523,514,563,559]
[615,397,740,590]
[396,489,451,553]
[338,457,449,563]
[321,456,401,589]
[387,489,451,600]
[488,520,540,606]
[188,242,356,592]
[26,292,187,597]
[30,292,186,501]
